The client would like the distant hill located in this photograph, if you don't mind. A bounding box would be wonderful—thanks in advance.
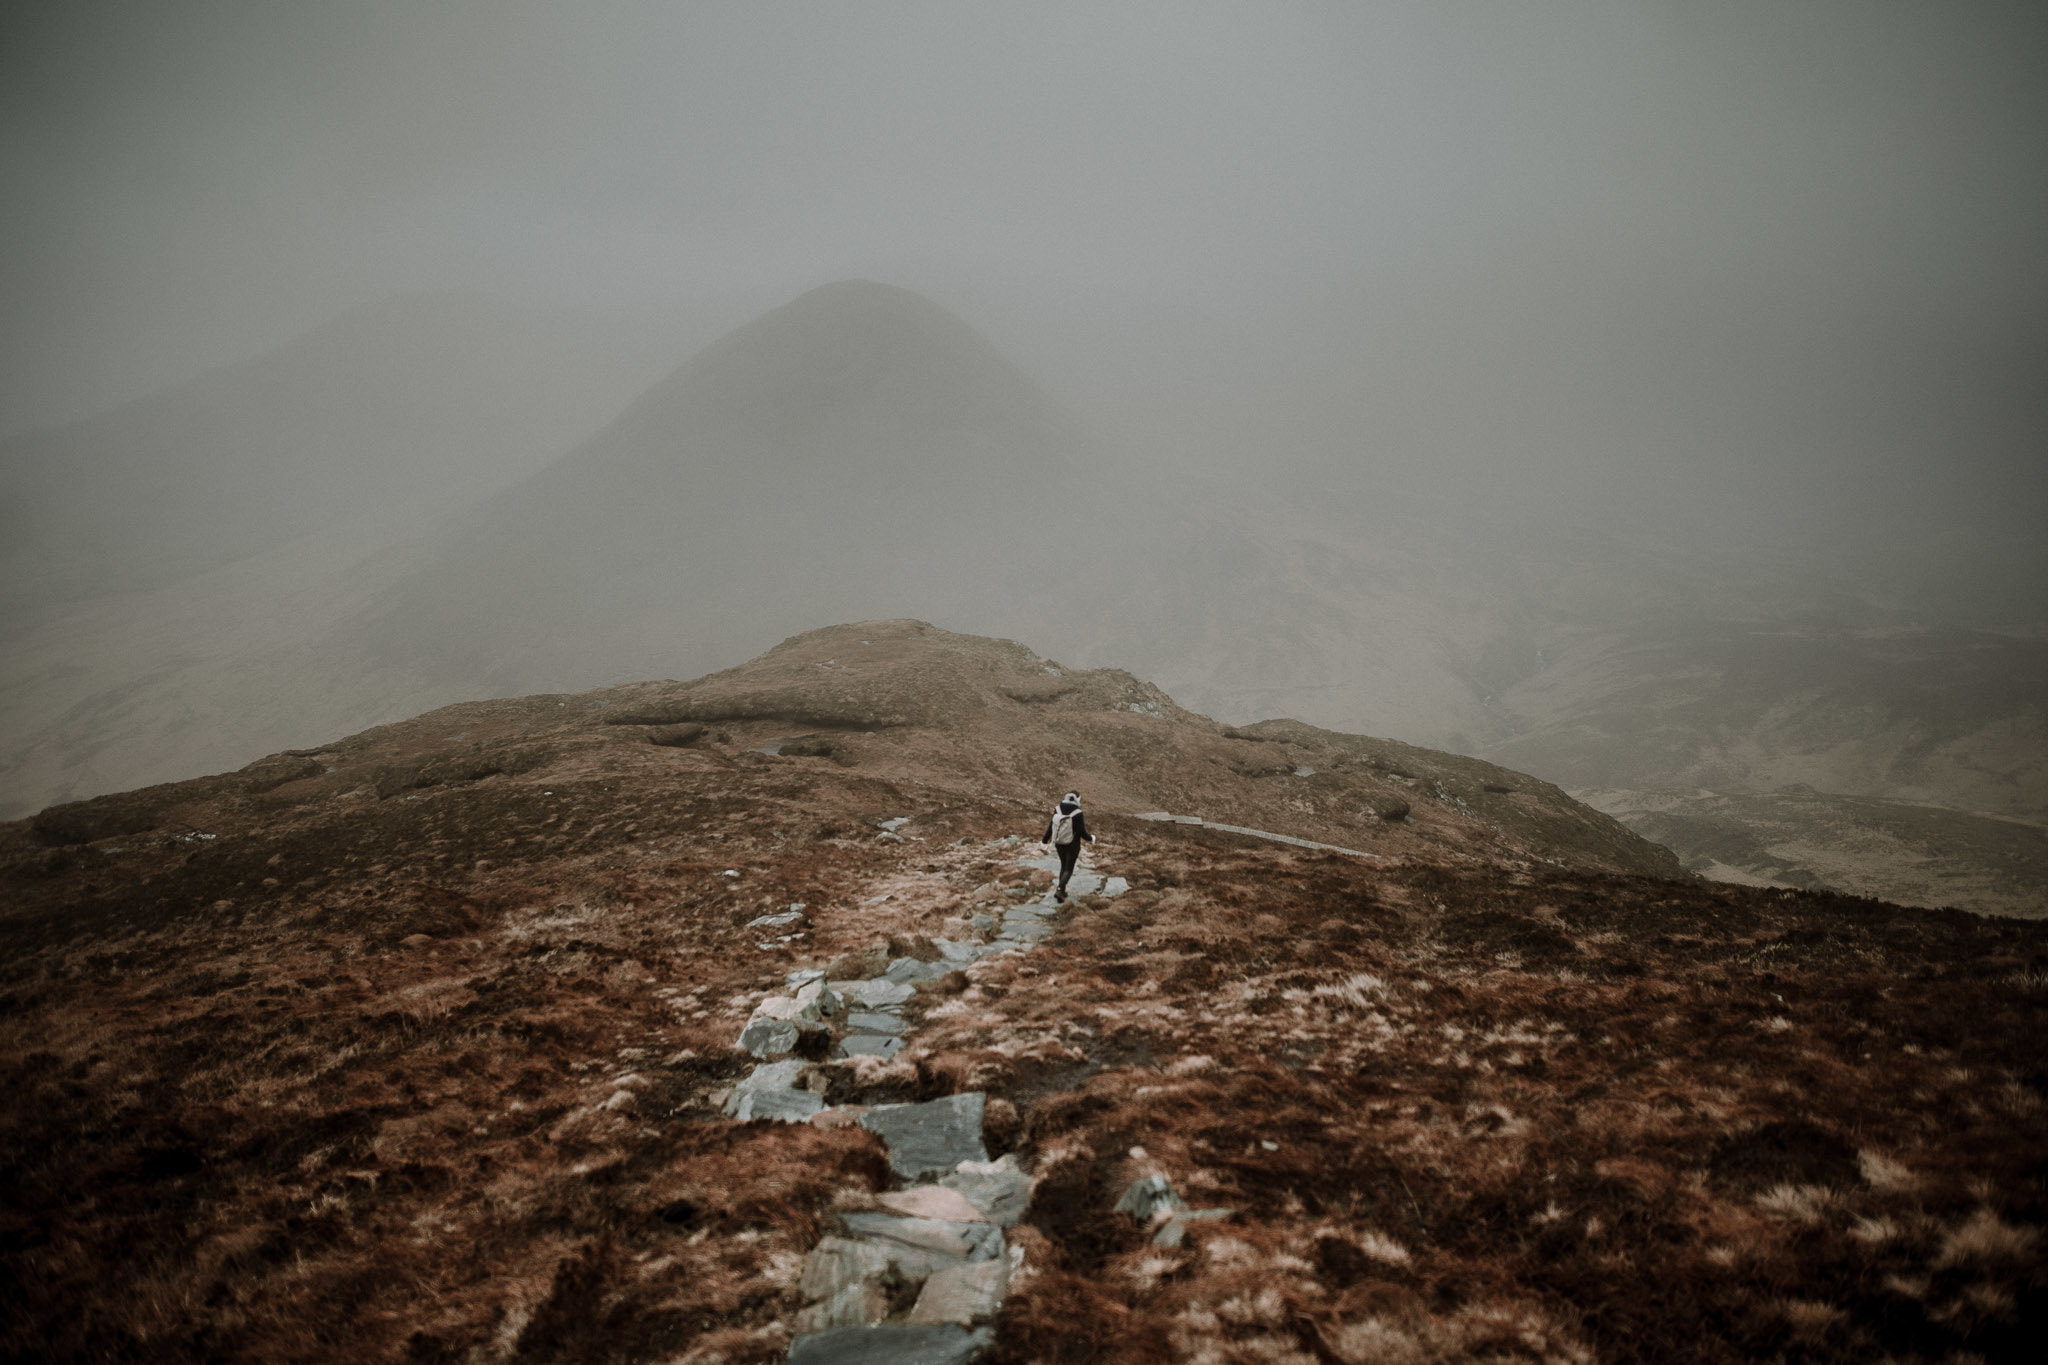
[338,280,1104,695]
[0,290,657,616]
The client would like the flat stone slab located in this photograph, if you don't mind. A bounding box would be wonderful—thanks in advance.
[845,1012,906,1035]
[725,1059,822,1122]
[997,917,1054,941]
[788,1324,994,1365]
[941,1159,1034,1227]
[833,978,916,1009]
[860,1093,989,1179]
[724,1059,810,1115]
[877,1186,987,1222]
[796,1237,894,1333]
[909,1257,1008,1326]
[837,1213,1003,1262]
[839,1035,905,1060]
[935,939,984,964]
[734,1087,824,1123]
[887,957,955,984]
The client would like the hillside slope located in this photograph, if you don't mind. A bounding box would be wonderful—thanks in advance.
[4,622,2042,1363]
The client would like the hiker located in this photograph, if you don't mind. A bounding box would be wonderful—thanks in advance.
[1040,791,1097,903]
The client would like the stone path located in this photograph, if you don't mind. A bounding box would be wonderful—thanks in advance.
[1130,810,1382,859]
[718,835,1129,1363]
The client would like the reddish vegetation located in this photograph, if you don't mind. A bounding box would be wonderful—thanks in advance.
[2,622,2042,1362]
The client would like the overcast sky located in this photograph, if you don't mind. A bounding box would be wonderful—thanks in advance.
[4,1,2043,563]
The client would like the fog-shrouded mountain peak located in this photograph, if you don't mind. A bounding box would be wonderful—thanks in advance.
[345,281,1107,697]
[633,279,1091,480]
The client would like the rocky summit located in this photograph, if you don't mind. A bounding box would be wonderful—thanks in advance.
[3,621,2044,1363]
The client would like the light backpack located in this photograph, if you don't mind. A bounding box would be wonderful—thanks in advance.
[1050,806,1078,847]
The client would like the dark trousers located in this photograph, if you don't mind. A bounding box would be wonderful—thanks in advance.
[1056,841,1081,893]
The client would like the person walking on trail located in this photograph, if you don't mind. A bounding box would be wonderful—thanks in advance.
[1040,791,1096,903]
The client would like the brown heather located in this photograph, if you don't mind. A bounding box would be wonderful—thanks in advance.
[1,622,2041,1363]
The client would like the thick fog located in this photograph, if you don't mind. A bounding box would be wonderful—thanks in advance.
[7,1,2044,563]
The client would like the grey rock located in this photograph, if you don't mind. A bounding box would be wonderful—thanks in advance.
[845,1012,906,1035]
[936,939,983,964]
[875,830,905,843]
[886,957,955,984]
[838,1213,1004,1262]
[734,1086,825,1123]
[738,1018,801,1058]
[837,978,917,1009]
[941,1159,1034,1227]
[795,980,843,1019]
[1115,1174,1184,1222]
[794,1279,888,1334]
[908,1257,1008,1325]
[839,1035,904,1060]
[788,1324,994,1365]
[746,910,807,928]
[998,917,1054,942]
[795,1237,894,1332]
[1102,876,1130,897]
[724,1058,811,1116]
[735,1058,810,1091]
[786,968,827,988]
[861,1092,989,1179]
[970,912,998,935]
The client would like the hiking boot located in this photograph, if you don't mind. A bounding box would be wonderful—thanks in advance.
[1053,890,1067,904]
